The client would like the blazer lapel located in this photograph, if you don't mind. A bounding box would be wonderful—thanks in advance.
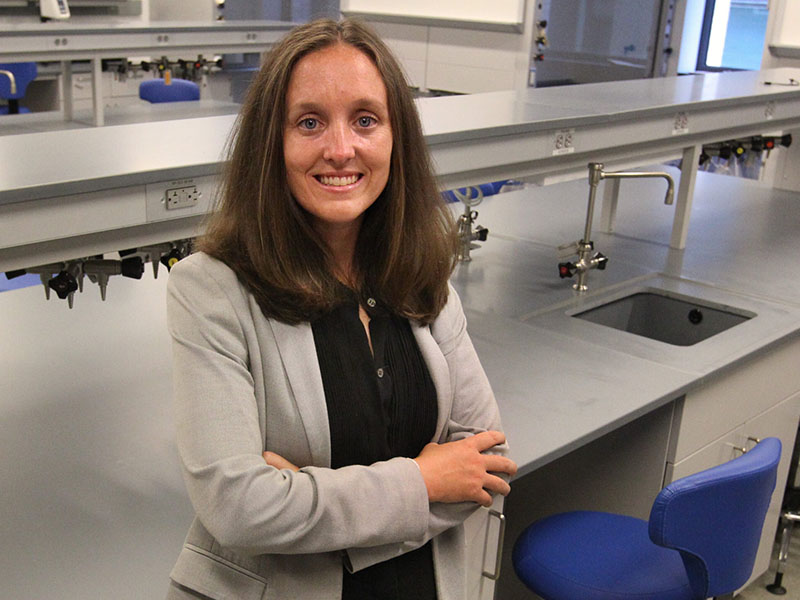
[411,321,453,443]
[268,319,332,467]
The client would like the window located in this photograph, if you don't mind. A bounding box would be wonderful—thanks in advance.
[697,0,769,71]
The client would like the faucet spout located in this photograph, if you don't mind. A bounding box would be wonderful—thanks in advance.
[0,69,17,95]
[599,167,675,205]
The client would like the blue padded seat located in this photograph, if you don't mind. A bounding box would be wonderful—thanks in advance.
[139,78,200,103]
[513,438,781,600]
[514,511,692,600]
[0,62,38,114]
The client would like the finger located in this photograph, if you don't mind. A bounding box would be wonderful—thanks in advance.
[263,451,300,472]
[483,454,518,477]
[476,489,494,507]
[470,430,507,452]
[482,473,512,497]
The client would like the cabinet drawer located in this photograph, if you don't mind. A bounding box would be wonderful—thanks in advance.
[671,336,800,462]
[665,426,745,484]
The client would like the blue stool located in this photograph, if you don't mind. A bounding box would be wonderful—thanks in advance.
[139,78,200,103]
[0,62,38,114]
[513,438,781,600]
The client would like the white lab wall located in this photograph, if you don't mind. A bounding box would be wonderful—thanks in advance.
[341,0,536,94]
[677,0,707,73]
[760,0,800,192]
[341,0,524,26]
[761,0,800,70]
[148,0,216,22]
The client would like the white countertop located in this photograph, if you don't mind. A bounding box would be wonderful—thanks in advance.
[451,168,800,477]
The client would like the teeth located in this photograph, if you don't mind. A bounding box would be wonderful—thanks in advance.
[318,175,358,186]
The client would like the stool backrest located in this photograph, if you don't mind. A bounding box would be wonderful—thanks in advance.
[139,78,200,103]
[649,438,781,598]
[0,62,38,100]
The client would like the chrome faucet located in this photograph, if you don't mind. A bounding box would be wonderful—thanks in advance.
[0,69,17,95]
[558,162,675,292]
[455,186,489,262]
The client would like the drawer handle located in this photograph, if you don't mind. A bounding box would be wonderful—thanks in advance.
[728,443,748,454]
[482,509,506,581]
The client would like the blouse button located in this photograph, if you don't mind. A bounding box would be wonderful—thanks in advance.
[367,297,376,308]
[376,368,384,378]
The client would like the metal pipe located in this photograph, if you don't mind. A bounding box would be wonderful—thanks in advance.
[0,69,17,95]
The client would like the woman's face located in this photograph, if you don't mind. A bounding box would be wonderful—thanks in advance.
[283,43,393,239]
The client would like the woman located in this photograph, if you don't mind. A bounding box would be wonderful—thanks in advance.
[166,18,516,600]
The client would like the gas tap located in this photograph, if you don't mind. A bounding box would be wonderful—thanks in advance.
[454,186,489,262]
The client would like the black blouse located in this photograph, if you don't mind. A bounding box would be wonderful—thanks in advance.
[311,292,439,600]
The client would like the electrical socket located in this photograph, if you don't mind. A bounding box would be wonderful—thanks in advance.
[166,186,201,210]
[145,175,216,223]
[553,128,575,155]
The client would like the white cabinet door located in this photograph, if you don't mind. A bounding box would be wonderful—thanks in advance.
[741,393,800,586]
[465,494,505,600]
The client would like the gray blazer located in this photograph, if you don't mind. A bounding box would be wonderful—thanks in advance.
[166,252,506,600]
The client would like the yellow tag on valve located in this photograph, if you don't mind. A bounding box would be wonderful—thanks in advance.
[164,69,172,85]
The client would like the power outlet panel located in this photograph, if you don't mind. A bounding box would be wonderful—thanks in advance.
[145,175,217,223]
[166,185,201,210]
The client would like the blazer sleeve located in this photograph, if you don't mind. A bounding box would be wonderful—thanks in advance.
[346,284,508,572]
[167,256,432,557]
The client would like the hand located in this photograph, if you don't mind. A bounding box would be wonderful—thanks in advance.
[263,451,300,472]
[413,431,517,507]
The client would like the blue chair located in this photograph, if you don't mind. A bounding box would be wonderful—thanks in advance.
[442,180,515,204]
[139,78,200,103]
[0,62,38,114]
[513,438,782,600]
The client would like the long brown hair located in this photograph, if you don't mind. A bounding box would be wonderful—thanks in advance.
[199,18,457,324]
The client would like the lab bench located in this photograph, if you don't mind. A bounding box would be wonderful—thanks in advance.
[3,67,800,277]
[0,20,294,126]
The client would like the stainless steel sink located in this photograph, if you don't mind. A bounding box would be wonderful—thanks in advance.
[572,289,755,346]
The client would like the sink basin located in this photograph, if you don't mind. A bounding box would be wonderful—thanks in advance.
[572,289,756,346]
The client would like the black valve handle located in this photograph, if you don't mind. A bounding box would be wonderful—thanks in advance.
[160,248,184,271]
[121,256,145,279]
[48,271,78,300]
[477,227,489,242]
[595,253,608,270]
[558,262,577,278]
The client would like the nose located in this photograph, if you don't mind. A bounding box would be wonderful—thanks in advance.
[322,121,356,164]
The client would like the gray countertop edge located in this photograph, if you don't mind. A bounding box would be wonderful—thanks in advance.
[0,163,223,206]
[0,20,297,35]
[340,11,524,33]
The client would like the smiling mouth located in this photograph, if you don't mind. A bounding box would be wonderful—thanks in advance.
[316,174,361,186]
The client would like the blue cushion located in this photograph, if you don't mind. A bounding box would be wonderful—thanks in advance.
[513,511,693,600]
[0,62,38,99]
[139,78,200,103]
[0,106,31,114]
